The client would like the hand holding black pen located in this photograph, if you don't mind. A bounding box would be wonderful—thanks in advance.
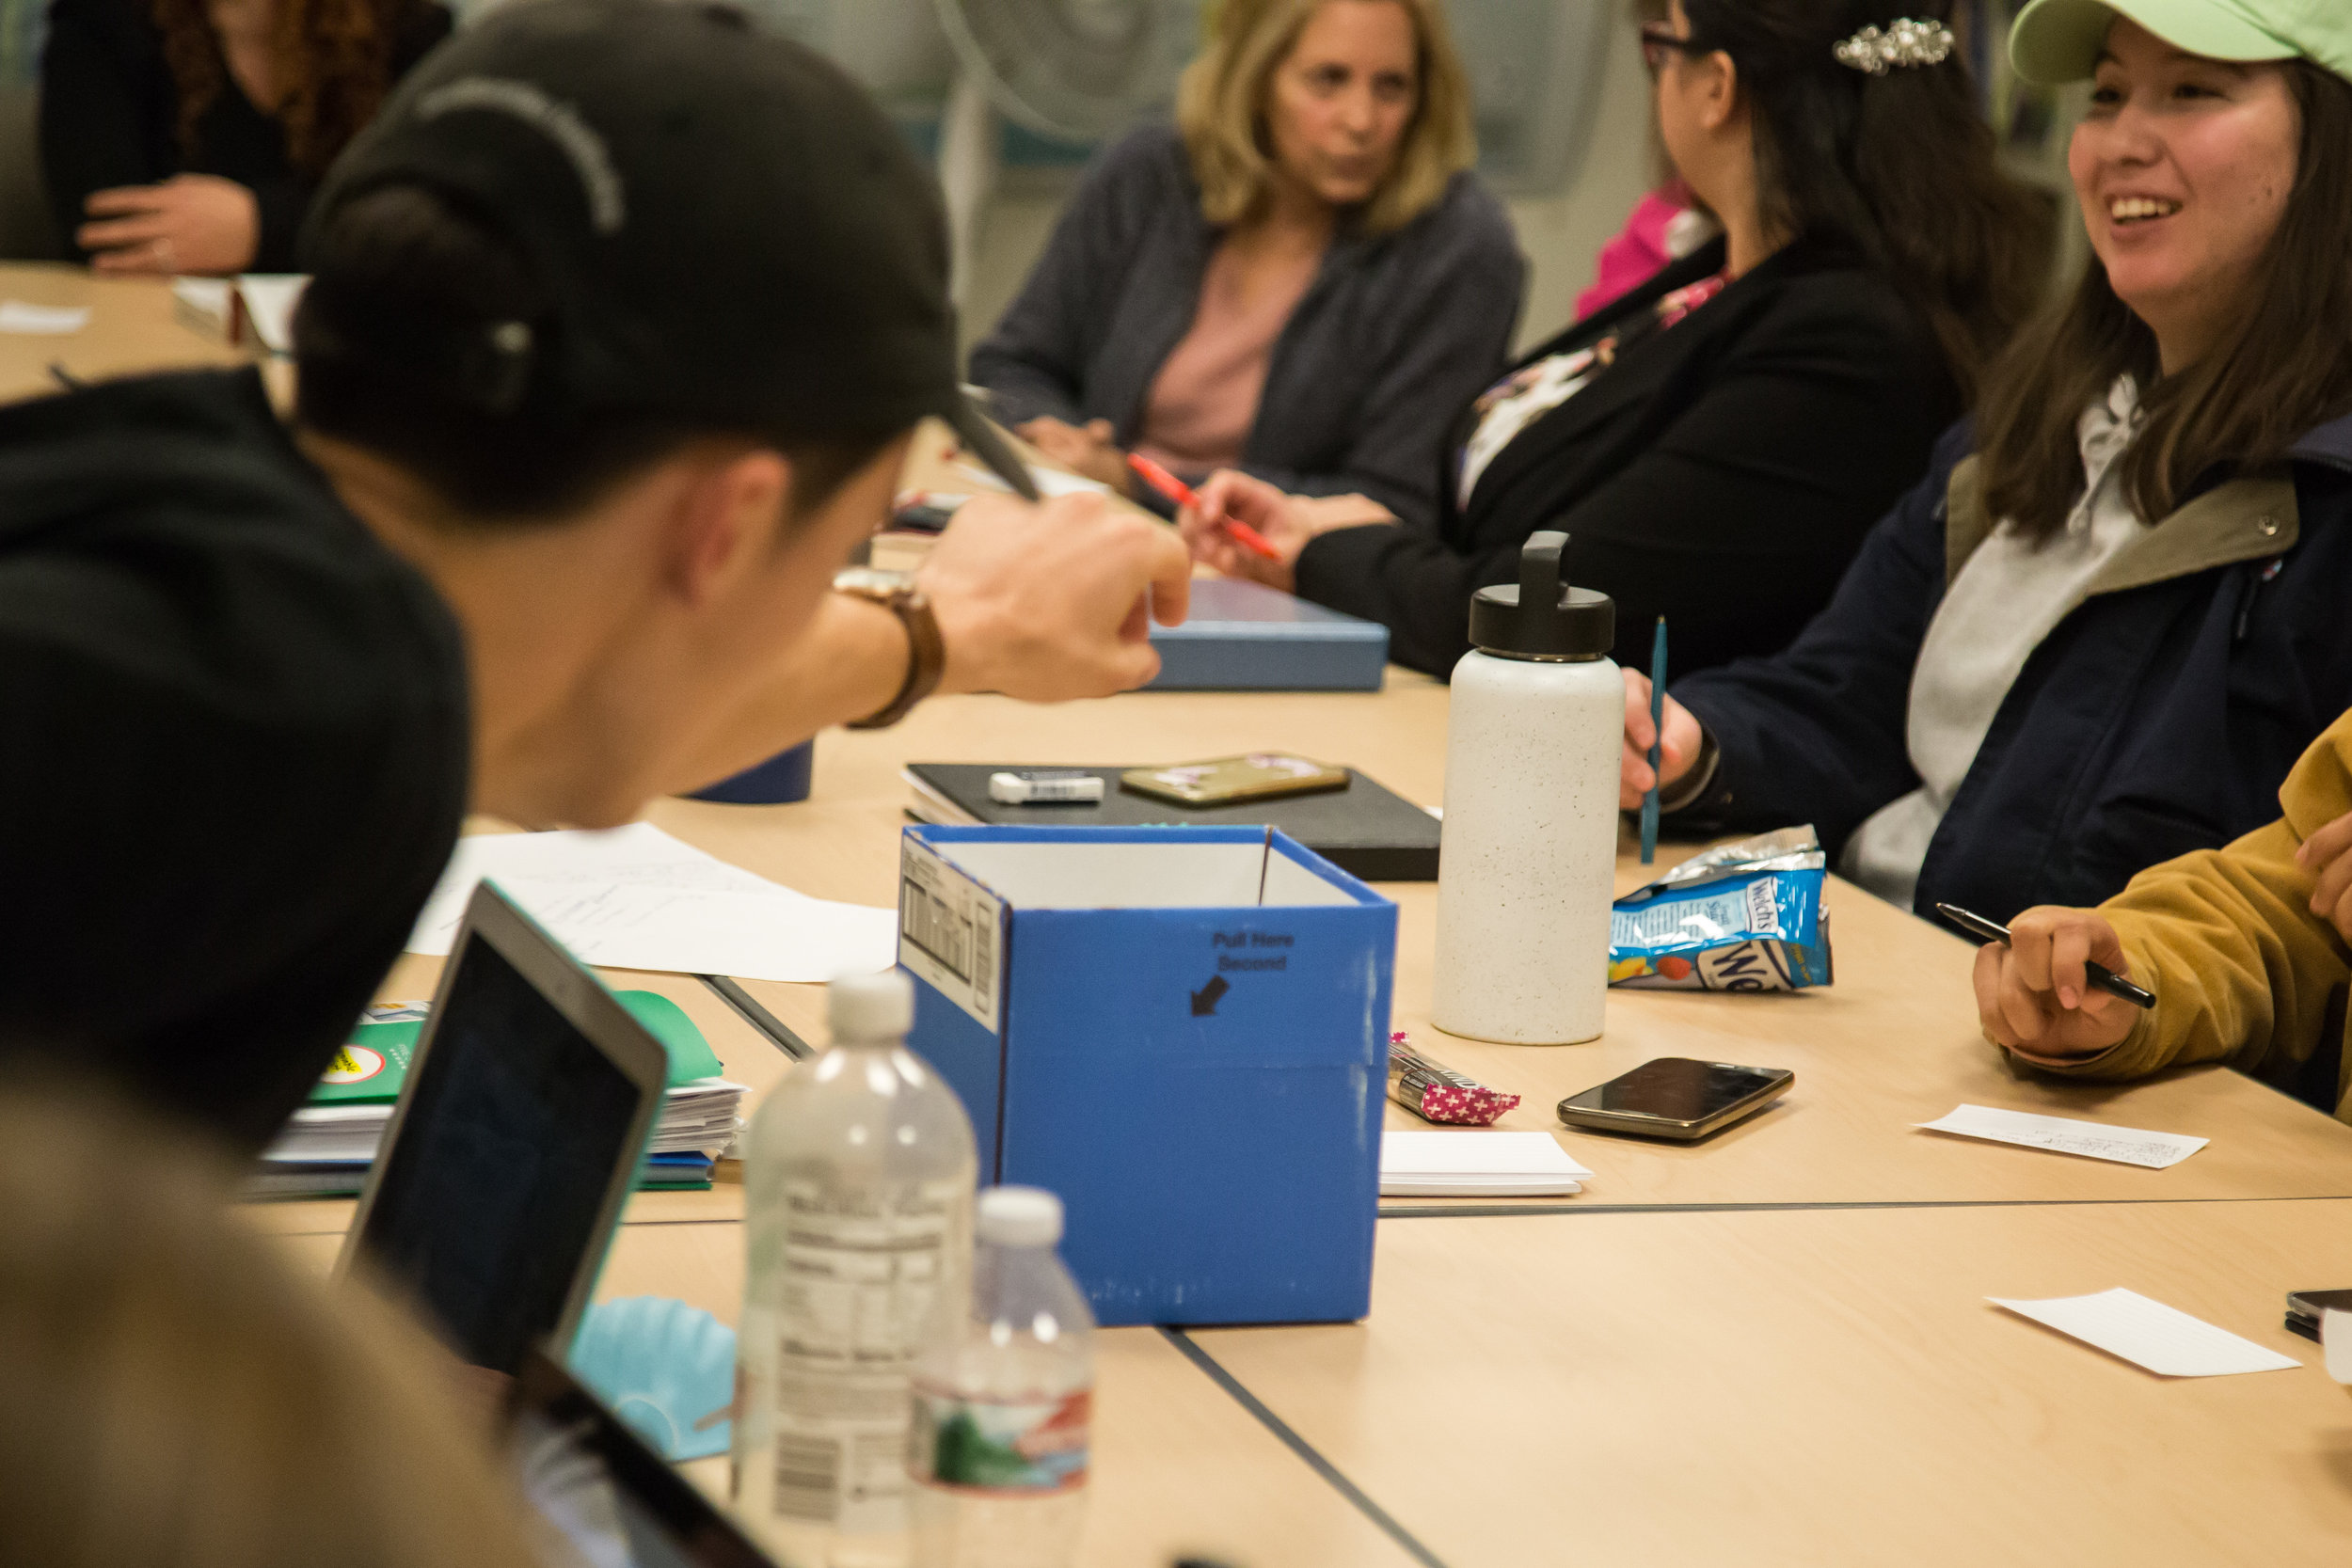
[1947,901,2154,1065]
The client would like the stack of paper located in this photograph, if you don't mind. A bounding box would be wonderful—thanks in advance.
[1379,1131,1593,1196]
[407,823,897,982]
[255,1080,747,1198]
[167,274,305,355]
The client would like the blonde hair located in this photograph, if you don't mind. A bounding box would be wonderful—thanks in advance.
[0,1078,543,1568]
[1178,0,1477,235]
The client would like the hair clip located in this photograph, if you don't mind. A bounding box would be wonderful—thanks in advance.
[1832,17,1956,74]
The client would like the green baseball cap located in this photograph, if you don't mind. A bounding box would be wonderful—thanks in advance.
[2009,0,2352,87]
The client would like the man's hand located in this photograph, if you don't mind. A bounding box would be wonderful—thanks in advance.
[919,491,1190,700]
[1015,416,1134,496]
[1618,668,1703,809]
[2294,810,2352,946]
[1969,905,2140,1063]
[78,175,260,275]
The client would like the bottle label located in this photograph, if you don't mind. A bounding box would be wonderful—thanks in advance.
[909,1387,1090,1495]
[761,1177,962,1529]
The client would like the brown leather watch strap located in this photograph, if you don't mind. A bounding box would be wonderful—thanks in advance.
[844,584,946,729]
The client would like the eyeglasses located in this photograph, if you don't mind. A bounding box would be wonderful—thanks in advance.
[1638,22,1712,75]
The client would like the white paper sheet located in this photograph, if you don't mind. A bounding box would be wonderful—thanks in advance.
[1989,1288,2298,1377]
[2326,1309,2352,1385]
[234,273,307,355]
[950,458,1112,499]
[1379,1131,1592,1196]
[405,823,897,982]
[1915,1103,2207,1168]
[0,300,89,334]
[170,277,231,331]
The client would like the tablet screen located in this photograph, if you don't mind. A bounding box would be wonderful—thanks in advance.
[354,933,645,1373]
[510,1352,774,1568]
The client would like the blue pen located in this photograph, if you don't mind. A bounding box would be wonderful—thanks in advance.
[1640,617,1667,864]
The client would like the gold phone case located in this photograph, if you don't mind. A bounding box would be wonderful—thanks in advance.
[1120,752,1352,807]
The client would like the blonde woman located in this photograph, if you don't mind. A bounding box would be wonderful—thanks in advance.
[0,1079,544,1568]
[970,0,1523,526]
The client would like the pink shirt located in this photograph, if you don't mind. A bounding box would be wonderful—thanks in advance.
[1573,184,1718,322]
[1134,237,1323,474]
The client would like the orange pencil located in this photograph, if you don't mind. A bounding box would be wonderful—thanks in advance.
[1125,452,1282,562]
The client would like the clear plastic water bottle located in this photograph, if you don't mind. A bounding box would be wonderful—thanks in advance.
[735,970,977,1568]
[909,1186,1095,1568]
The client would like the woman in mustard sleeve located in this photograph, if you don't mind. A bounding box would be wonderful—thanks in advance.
[1974,705,2352,1126]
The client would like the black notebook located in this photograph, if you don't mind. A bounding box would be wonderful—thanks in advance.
[903,763,1441,881]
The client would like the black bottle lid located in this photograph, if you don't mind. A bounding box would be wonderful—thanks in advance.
[1468,531,1614,660]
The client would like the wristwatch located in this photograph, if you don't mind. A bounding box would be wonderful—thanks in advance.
[834,566,946,730]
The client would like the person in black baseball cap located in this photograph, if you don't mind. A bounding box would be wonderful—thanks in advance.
[0,0,1190,1152]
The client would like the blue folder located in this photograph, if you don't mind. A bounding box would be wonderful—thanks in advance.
[1146,578,1389,691]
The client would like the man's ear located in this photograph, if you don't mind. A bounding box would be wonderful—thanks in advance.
[669,447,790,607]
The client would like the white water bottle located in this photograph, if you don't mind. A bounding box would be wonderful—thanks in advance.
[735,970,977,1568]
[909,1186,1094,1568]
[1434,531,1621,1044]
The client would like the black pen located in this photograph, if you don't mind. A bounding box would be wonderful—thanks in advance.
[1935,902,2155,1009]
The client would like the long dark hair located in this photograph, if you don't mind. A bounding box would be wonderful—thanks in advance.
[1977,61,2352,539]
[151,0,417,177]
[1680,0,2044,401]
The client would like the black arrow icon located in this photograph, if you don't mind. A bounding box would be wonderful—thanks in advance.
[1189,975,1230,1016]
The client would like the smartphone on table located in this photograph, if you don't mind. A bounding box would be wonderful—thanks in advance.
[1556,1057,1793,1141]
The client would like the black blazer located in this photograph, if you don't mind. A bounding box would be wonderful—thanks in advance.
[1293,235,1960,680]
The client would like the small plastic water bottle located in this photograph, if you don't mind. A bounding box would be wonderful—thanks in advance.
[909,1186,1095,1568]
[735,969,977,1568]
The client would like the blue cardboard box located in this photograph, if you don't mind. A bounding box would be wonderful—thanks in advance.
[895,825,1396,1326]
[1144,578,1389,691]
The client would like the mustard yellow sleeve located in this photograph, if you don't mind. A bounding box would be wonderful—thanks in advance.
[2036,718,2352,1091]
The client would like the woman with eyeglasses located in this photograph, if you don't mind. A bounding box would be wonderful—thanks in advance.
[1184,0,2043,685]
[1634,0,2352,940]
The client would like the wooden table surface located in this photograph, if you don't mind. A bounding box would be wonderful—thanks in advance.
[644,686,2352,1210]
[0,261,248,402]
[1189,1200,2352,1567]
[264,1217,1424,1568]
[55,265,2352,1565]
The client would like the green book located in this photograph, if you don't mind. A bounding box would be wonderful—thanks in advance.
[310,990,724,1104]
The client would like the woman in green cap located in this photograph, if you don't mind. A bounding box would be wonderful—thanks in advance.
[1602,0,2352,961]
[1965,3,2352,1122]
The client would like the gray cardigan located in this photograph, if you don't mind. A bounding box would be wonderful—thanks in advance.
[968,125,1525,527]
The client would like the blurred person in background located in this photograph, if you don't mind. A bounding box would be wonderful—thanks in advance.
[0,1076,543,1568]
[970,0,1523,528]
[40,0,451,273]
[1573,0,1719,321]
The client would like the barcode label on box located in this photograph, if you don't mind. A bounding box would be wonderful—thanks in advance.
[899,838,1003,1032]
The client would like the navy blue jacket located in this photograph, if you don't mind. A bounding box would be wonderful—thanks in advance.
[1672,414,2352,926]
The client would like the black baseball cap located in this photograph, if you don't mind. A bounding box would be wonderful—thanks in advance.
[301,0,1035,494]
